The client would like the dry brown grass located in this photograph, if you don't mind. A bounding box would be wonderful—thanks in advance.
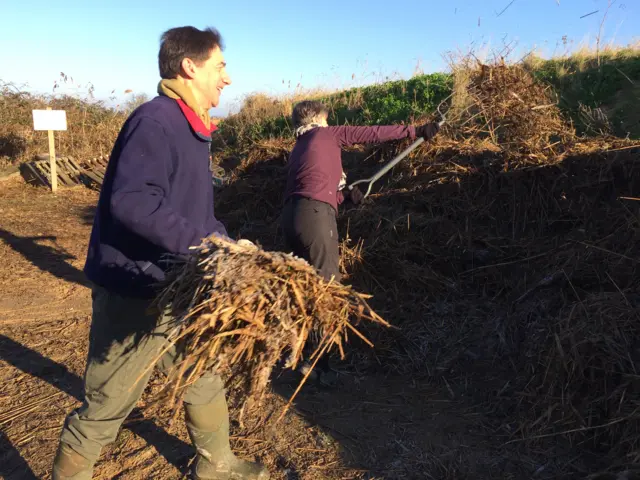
[0,81,129,168]
[215,88,339,154]
[518,290,640,455]
[463,62,572,157]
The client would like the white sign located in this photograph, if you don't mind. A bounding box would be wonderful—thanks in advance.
[33,109,67,131]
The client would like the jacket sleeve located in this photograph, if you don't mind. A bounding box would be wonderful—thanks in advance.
[207,215,229,241]
[109,116,212,255]
[327,125,416,147]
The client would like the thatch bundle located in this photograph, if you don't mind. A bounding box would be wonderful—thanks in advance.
[154,236,388,417]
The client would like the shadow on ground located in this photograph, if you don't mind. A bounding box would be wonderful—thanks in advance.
[0,228,91,287]
[0,334,193,479]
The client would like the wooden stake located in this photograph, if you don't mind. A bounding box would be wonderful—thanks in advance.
[46,107,58,192]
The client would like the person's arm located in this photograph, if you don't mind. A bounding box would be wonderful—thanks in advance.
[207,216,229,241]
[327,125,416,147]
[109,116,221,255]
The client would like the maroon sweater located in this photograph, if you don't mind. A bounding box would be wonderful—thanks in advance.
[284,125,416,211]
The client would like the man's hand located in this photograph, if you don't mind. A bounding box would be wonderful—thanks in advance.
[415,122,440,141]
[237,239,258,249]
[348,186,365,205]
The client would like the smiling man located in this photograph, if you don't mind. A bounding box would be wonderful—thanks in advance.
[52,26,269,480]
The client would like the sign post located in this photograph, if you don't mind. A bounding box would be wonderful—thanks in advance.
[32,107,67,192]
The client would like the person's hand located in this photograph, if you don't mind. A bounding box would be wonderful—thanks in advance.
[348,186,364,205]
[237,239,258,249]
[415,122,440,141]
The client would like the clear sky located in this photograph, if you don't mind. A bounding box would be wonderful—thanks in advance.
[1,0,637,116]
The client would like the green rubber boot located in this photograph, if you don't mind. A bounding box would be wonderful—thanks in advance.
[185,396,270,480]
[51,443,94,480]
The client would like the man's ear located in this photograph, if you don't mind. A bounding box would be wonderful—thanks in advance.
[181,57,197,79]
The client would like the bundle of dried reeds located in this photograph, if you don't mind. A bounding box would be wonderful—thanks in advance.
[153,235,388,417]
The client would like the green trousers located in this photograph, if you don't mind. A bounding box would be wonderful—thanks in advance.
[57,285,225,465]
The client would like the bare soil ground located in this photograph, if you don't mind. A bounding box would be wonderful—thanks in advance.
[0,177,563,480]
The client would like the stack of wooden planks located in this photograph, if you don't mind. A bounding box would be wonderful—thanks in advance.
[20,155,108,189]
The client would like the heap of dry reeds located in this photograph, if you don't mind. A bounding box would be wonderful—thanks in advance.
[208,59,640,474]
[154,235,388,418]
[443,60,576,163]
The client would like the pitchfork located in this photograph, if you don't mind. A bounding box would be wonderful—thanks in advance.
[347,95,450,199]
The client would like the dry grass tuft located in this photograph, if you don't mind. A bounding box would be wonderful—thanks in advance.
[518,290,640,458]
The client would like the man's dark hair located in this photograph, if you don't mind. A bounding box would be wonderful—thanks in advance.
[159,26,224,79]
[292,100,329,129]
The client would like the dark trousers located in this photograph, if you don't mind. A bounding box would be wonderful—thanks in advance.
[281,196,341,283]
[282,196,341,372]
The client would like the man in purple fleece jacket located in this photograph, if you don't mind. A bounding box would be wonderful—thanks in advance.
[52,26,269,480]
[282,100,440,384]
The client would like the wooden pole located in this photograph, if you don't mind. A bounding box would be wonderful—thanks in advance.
[46,107,58,192]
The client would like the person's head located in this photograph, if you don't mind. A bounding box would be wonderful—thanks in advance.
[292,100,329,129]
[159,26,231,109]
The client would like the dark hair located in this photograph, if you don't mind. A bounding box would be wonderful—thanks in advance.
[292,100,329,128]
[158,26,224,79]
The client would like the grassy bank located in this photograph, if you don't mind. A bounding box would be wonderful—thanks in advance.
[527,45,640,137]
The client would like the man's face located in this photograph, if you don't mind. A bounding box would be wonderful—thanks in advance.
[185,46,231,109]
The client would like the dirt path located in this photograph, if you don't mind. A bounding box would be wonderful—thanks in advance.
[0,178,540,480]
[0,179,94,323]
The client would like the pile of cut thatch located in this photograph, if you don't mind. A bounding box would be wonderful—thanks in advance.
[206,58,640,475]
[445,60,576,162]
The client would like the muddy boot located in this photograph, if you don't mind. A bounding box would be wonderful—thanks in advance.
[297,354,338,388]
[185,396,270,480]
[52,442,94,480]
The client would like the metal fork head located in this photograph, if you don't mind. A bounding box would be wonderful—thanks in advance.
[436,96,450,126]
[436,94,452,127]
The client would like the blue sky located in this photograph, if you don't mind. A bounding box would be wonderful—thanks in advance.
[1,0,637,116]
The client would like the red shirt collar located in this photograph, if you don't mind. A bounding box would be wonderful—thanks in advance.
[175,98,217,141]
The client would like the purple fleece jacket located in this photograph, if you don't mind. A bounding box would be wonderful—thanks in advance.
[284,125,416,211]
[84,96,228,298]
